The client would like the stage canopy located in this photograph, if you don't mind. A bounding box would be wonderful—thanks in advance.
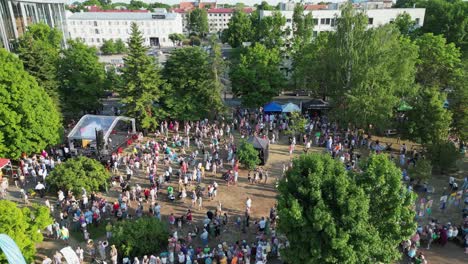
[282,102,300,113]
[263,102,283,112]
[68,115,136,141]
[302,99,330,110]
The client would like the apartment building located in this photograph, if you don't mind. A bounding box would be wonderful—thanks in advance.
[0,0,68,51]
[67,10,183,47]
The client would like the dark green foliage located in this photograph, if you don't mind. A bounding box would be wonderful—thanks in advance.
[162,46,223,120]
[15,23,62,107]
[58,40,106,116]
[222,10,254,48]
[0,200,53,263]
[427,140,461,173]
[189,35,201,46]
[114,39,127,54]
[236,140,260,170]
[110,217,169,257]
[0,48,62,159]
[408,158,432,182]
[120,23,167,129]
[299,3,418,129]
[393,12,418,36]
[188,8,209,37]
[46,156,110,195]
[278,153,416,263]
[230,43,284,107]
[415,33,463,88]
[101,39,117,55]
[254,11,287,49]
[407,87,452,144]
[168,33,185,46]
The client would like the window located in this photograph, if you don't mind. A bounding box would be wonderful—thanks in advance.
[331,18,336,27]
[313,19,318,25]
[108,21,111,25]
[94,21,97,26]
[95,29,99,34]
[286,19,291,23]
[90,38,94,43]
[320,18,325,25]
[326,18,331,25]
[415,18,420,25]
[368,18,374,25]
[97,38,100,43]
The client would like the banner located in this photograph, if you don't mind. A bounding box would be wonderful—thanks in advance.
[0,234,27,264]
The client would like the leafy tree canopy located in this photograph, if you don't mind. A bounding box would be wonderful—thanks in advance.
[162,46,223,120]
[110,217,169,257]
[58,40,106,116]
[278,154,416,264]
[0,200,53,263]
[230,43,284,107]
[101,39,118,55]
[427,140,461,173]
[236,140,260,170]
[46,156,110,195]
[406,87,452,144]
[222,10,254,48]
[0,48,62,159]
[188,8,209,37]
[415,33,463,88]
[15,23,62,106]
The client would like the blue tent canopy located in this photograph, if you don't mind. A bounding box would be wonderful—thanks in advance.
[264,102,283,112]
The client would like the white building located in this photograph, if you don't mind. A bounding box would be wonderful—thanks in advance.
[67,10,183,47]
[0,0,68,51]
[173,7,253,34]
[261,8,426,39]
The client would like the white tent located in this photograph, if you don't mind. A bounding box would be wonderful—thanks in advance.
[281,103,300,113]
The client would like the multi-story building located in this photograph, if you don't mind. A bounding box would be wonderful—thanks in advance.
[261,7,426,39]
[0,0,68,51]
[67,9,183,47]
[173,7,253,34]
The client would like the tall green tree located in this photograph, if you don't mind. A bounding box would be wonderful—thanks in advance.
[222,10,254,48]
[393,12,418,37]
[278,153,416,264]
[255,11,287,49]
[407,87,452,144]
[413,0,468,55]
[162,46,223,120]
[120,23,167,129]
[291,3,315,89]
[230,43,284,107]
[0,48,62,159]
[415,33,463,88]
[168,33,185,46]
[58,40,106,116]
[355,155,417,263]
[292,3,314,50]
[448,72,468,142]
[306,4,418,129]
[0,201,53,263]
[188,8,209,37]
[15,23,62,107]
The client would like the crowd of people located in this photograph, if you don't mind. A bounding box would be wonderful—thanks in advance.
[2,107,467,264]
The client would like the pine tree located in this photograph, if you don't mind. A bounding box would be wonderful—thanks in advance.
[120,23,167,129]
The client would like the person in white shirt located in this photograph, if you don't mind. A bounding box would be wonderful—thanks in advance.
[177,252,185,264]
[42,256,52,264]
[35,182,46,198]
[246,197,252,212]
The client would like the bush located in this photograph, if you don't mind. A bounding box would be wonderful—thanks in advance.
[236,140,260,170]
[0,201,52,263]
[408,158,432,183]
[110,217,169,258]
[46,156,109,195]
[427,140,461,173]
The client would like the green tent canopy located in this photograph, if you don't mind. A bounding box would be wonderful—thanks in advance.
[397,101,413,111]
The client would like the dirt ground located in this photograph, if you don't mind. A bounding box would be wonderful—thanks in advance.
[5,132,466,263]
